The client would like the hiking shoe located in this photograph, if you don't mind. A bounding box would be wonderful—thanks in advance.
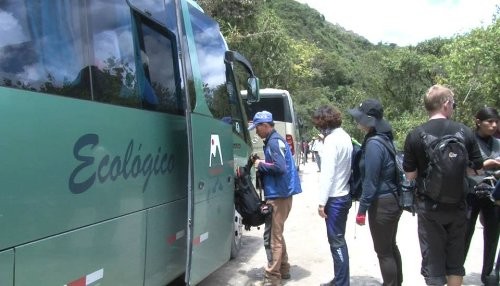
[281,273,291,280]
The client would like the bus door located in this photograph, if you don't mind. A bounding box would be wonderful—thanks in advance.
[176,1,259,284]
[176,1,232,284]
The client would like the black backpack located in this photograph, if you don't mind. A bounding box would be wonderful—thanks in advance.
[234,156,272,230]
[349,140,363,200]
[418,124,469,204]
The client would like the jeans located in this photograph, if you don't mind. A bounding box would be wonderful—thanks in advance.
[324,194,352,286]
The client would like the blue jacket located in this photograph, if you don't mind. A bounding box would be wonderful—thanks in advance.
[258,130,302,199]
[358,133,398,213]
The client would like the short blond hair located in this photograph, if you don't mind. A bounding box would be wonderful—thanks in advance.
[424,84,454,112]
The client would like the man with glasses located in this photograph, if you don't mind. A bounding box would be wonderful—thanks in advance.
[402,85,483,286]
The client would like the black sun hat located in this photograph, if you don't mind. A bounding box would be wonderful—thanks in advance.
[348,99,392,133]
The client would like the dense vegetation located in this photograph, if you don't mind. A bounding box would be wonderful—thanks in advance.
[198,0,499,148]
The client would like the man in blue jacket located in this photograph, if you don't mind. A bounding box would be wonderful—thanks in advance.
[249,111,302,286]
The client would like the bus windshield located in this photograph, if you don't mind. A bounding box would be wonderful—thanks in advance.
[245,97,293,123]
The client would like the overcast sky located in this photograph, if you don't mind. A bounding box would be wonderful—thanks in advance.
[294,0,499,46]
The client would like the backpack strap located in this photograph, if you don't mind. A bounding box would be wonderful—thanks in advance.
[369,136,398,180]
[417,120,453,148]
[369,136,402,207]
[370,136,396,158]
[418,126,435,150]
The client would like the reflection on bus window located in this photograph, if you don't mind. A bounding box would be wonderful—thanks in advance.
[0,1,90,98]
[88,0,141,107]
[134,12,183,114]
[128,0,177,31]
[0,0,184,115]
[142,22,184,114]
[189,5,230,119]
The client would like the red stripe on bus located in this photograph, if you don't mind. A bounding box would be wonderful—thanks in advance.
[167,235,176,245]
[193,236,201,245]
[67,277,86,286]
[209,167,224,175]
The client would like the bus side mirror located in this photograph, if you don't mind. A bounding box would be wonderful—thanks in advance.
[246,77,260,103]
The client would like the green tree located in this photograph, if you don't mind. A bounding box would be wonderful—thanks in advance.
[442,18,500,126]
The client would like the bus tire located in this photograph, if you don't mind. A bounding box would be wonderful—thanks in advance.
[230,210,243,259]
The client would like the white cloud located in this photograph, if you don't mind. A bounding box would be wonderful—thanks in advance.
[295,0,499,46]
[0,10,27,46]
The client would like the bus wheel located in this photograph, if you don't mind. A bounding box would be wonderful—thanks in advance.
[230,210,243,259]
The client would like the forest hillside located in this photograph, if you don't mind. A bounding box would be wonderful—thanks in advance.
[198,0,499,147]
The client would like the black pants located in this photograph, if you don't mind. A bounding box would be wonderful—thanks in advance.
[313,151,321,171]
[416,199,467,286]
[368,193,403,286]
[465,194,500,283]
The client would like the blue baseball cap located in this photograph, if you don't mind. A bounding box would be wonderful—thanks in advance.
[248,111,273,130]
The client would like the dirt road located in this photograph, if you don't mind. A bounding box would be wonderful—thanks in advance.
[199,161,488,286]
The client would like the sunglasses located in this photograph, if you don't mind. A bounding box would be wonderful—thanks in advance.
[447,100,456,110]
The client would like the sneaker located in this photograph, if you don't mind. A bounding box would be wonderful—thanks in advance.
[281,273,291,280]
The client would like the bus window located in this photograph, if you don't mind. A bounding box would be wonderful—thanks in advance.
[189,5,231,120]
[0,1,90,99]
[244,97,293,123]
[88,0,141,108]
[135,15,183,114]
[228,59,254,144]
[128,0,178,32]
[189,5,252,142]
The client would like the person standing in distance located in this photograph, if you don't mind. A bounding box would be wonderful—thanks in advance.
[249,111,302,286]
[464,107,500,285]
[348,99,403,286]
[311,135,323,172]
[312,105,353,286]
[403,85,483,286]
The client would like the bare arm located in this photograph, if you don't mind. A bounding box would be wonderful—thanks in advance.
[483,158,500,170]
[405,170,417,181]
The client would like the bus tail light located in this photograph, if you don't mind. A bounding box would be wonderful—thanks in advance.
[286,134,295,155]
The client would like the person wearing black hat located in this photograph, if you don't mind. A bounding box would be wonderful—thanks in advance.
[464,106,500,285]
[402,85,483,286]
[348,98,403,286]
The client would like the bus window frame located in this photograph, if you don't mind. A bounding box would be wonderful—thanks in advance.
[130,6,184,114]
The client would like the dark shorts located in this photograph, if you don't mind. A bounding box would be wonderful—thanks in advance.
[416,199,467,285]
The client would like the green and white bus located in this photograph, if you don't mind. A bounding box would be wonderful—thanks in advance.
[0,0,259,285]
